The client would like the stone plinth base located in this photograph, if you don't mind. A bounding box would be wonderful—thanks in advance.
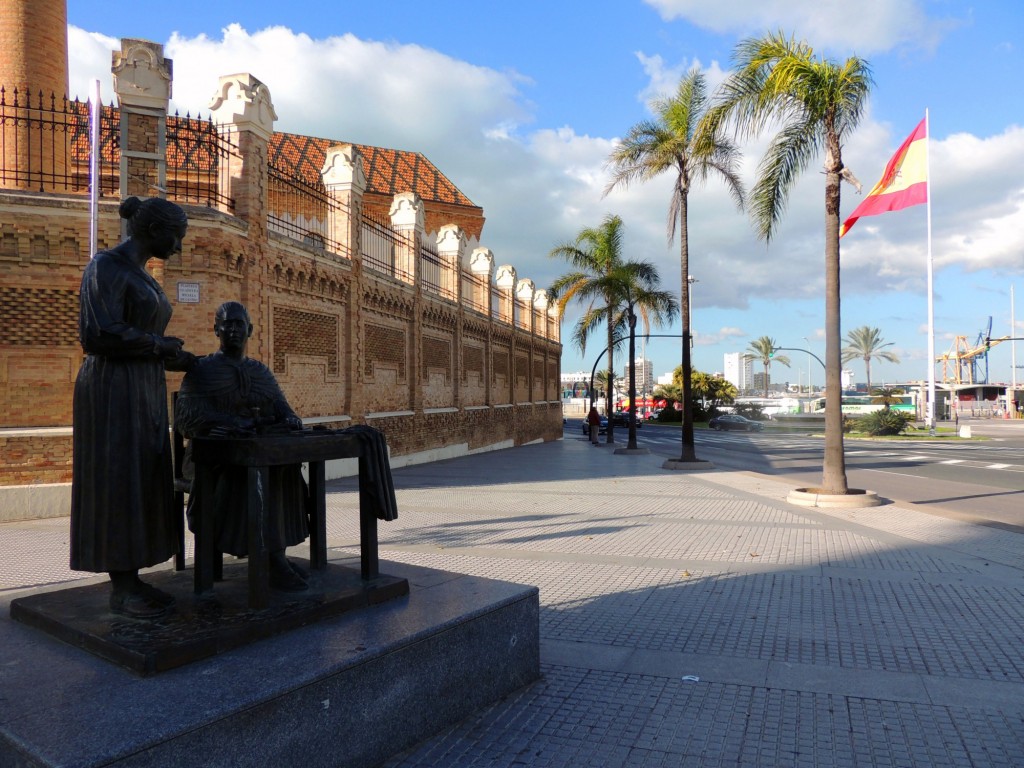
[787,487,883,508]
[1,560,540,768]
[10,559,409,676]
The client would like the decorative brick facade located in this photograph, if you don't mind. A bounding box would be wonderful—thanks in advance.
[0,35,563,516]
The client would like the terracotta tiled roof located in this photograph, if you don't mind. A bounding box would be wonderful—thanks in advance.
[56,102,478,211]
[269,132,476,208]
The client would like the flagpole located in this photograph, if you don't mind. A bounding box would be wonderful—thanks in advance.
[925,108,936,435]
[89,79,101,260]
[1012,285,1017,389]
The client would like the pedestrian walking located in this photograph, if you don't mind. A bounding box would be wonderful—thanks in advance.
[587,406,601,445]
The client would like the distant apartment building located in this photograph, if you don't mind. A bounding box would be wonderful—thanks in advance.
[723,353,754,392]
[622,357,654,394]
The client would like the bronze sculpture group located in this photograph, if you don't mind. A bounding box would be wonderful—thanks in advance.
[70,196,373,618]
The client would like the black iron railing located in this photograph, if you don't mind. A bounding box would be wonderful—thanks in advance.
[166,112,237,211]
[361,210,411,281]
[267,163,350,258]
[0,87,118,195]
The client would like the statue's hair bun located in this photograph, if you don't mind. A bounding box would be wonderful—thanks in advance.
[118,197,142,219]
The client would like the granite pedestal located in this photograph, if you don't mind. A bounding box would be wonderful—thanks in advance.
[1,558,540,768]
[10,559,409,675]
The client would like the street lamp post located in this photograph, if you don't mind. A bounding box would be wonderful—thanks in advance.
[803,337,812,394]
[688,276,697,345]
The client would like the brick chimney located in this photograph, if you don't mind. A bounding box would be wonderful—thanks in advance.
[0,0,69,97]
[0,1,70,191]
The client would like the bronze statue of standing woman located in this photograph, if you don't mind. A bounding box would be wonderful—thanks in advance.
[70,196,195,618]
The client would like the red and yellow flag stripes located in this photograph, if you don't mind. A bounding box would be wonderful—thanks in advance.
[840,118,927,238]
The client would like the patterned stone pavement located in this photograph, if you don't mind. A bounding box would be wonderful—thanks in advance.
[3,431,1023,766]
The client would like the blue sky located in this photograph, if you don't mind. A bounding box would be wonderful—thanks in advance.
[66,1,1024,389]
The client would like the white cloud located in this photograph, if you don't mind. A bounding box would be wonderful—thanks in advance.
[635,53,729,107]
[166,24,531,148]
[64,18,1023,368]
[695,326,746,346]
[67,27,118,101]
[643,0,956,54]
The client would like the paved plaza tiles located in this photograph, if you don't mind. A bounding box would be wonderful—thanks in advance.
[2,431,1023,766]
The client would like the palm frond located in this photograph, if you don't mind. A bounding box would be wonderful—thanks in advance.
[606,66,745,249]
[709,30,872,242]
[750,119,820,240]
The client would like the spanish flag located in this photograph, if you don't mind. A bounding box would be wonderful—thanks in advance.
[840,118,927,238]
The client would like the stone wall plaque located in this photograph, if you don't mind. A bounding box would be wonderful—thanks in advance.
[176,282,200,304]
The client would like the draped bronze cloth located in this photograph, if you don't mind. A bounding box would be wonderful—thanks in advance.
[342,425,398,522]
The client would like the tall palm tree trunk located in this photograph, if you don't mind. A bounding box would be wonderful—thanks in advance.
[864,356,872,392]
[678,193,698,461]
[821,160,849,493]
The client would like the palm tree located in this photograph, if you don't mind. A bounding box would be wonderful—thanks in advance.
[705,32,873,495]
[707,377,739,412]
[871,386,905,411]
[594,369,617,402]
[652,369,682,407]
[653,366,737,417]
[843,326,899,392]
[744,336,791,397]
[603,260,678,449]
[692,370,738,414]
[605,67,744,463]
[549,214,626,443]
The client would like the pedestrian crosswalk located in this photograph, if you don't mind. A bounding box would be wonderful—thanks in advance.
[628,427,1024,474]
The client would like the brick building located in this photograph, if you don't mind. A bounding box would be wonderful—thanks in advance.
[0,10,561,520]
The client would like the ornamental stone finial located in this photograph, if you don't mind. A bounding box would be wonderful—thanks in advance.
[469,248,494,277]
[209,73,278,141]
[321,144,367,193]
[389,192,424,231]
[495,265,517,289]
[516,279,535,302]
[112,39,172,109]
[436,224,466,252]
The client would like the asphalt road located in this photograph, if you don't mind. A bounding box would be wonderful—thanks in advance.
[587,419,1024,533]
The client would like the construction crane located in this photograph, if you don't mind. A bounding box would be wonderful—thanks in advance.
[936,316,1009,384]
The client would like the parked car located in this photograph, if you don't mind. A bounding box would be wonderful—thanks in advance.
[610,411,641,428]
[708,414,764,432]
[581,415,608,435]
